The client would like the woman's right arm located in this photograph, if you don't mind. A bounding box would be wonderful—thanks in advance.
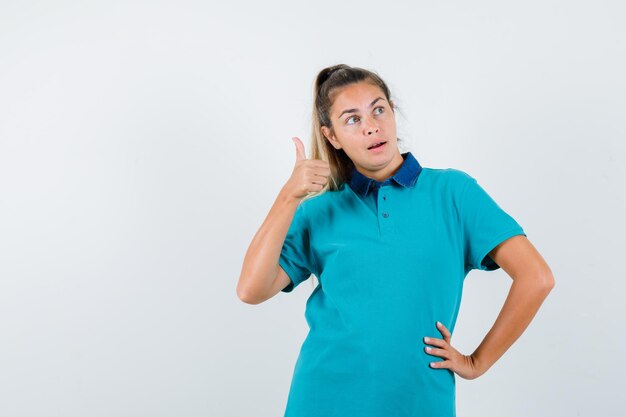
[236,137,330,304]
[236,187,301,304]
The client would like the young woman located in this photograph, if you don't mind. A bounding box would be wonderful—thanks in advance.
[237,64,555,417]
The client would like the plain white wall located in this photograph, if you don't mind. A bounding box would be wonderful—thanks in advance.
[1,1,624,416]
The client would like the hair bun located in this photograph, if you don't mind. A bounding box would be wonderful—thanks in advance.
[318,64,347,87]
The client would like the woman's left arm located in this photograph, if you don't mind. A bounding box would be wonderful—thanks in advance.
[424,235,555,379]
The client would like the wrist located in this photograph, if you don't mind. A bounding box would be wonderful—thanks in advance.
[470,352,491,377]
[278,185,302,208]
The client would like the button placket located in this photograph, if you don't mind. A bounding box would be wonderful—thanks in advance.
[378,186,392,238]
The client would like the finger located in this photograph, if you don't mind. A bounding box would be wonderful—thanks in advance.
[292,137,306,161]
[436,321,451,343]
[314,160,331,168]
[311,166,332,177]
[309,175,328,186]
[305,160,330,170]
[430,359,451,369]
[423,336,445,348]
[424,346,451,360]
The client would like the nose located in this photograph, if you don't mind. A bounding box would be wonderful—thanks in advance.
[364,117,379,135]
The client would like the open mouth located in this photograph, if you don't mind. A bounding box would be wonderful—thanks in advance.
[368,141,387,150]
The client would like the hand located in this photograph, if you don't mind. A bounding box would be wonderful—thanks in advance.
[423,321,483,380]
[283,137,331,200]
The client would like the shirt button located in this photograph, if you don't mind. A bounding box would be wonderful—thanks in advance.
[382,212,389,218]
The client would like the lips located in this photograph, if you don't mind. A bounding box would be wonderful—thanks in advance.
[368,141,387,149]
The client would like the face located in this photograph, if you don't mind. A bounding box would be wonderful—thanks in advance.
[321,81,403,180]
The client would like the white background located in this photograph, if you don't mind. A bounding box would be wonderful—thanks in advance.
[1,1,624,416]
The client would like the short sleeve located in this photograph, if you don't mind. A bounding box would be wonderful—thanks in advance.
[459,175,527,272]
[278,202,316,293]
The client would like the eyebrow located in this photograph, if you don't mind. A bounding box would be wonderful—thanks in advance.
[337,97,385,120]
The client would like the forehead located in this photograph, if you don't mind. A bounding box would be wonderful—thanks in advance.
[331,82,386,112]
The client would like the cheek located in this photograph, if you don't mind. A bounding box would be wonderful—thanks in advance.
[383,119,397,133]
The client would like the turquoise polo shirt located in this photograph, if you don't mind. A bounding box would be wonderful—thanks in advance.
[279,151,526,417]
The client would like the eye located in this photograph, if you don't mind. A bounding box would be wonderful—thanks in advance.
[346,115,360,125]
[346,106,384,125]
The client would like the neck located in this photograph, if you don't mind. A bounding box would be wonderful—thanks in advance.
[355,151,404,182]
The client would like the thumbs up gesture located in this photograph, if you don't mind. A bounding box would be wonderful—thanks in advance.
[285,137,331,200]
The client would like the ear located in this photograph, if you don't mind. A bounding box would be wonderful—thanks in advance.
[321,126,342,150]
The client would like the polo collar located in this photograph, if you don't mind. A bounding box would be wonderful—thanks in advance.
[348,151,422,198]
